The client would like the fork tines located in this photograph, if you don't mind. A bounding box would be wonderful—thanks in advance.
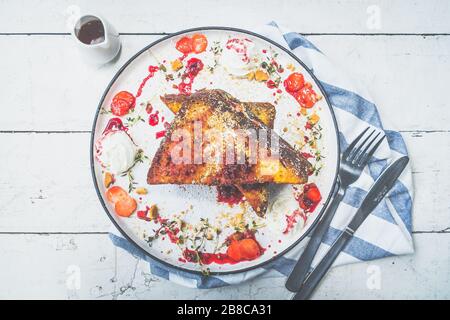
[345,127,386,167]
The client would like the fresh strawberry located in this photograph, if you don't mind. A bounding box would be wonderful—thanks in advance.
[238,238,261,260]
[106,186,128,204]
[111,98,131,116]
[306,186,322,203]
[111,91,135,116]
[175,36,193,54]
[191,34,208,53]
[284,72,305,92]
[297,85,317,108]
[226,241,242,261]
[115,197,137,217]
[226,238,262,262]
[113,91,135,107]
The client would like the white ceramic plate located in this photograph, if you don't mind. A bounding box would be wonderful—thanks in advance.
[91,27,339,274]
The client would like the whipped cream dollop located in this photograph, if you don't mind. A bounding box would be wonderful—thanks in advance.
[221,37,256,77]
[96,130,137,174]
[266,195,305,236]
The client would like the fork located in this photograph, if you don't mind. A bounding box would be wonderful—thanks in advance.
[285,127,385,292]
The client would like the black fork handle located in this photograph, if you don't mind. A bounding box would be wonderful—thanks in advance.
[285,186,345,292]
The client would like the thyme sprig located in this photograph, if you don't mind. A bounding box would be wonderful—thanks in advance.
[124,115,145,127]
[207,41,223,73]
[120,149,147,192]
[100,107,111,115]
[307,124,324,176]
[126,170,137,193]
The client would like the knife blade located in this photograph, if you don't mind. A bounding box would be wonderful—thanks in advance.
[347,156,409,234]
[292,156,409,300]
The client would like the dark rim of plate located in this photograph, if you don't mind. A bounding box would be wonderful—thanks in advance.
[90,26,341,276]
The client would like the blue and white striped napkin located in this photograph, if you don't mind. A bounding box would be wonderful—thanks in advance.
[109,22,414,289]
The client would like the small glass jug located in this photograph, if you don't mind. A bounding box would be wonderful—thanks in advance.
[72,14,121,64]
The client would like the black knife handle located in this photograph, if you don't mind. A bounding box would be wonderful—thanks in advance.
[285,187,344,292]
[292,230,352,300]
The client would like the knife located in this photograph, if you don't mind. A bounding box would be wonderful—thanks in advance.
[292,156,409,300]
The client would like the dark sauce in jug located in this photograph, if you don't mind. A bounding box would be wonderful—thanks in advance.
[76,17,105,45]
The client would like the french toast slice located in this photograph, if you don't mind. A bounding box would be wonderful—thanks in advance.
[161,90,276,129]
[161,90,274,216]
[236,184,270,216]
[148,89,312,187]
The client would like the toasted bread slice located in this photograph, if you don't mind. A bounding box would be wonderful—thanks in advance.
[161,90,276,128]
[236,184,270,215]
[161,90,274,216]
[148,89,311,187]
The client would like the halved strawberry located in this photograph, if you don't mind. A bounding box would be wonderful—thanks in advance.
[238,238,261,260]
[284,72,305,92]
[112,91,136,108]
[106,186,128,204]
[306,186,322,203]
[226,241,242,261]
[297,83,317,108]
[226,238,261,262]
[111,98,131,116]
[111,91,136,116]
[175,36,193,54]
[191,34,208,53]
[115,197,137,217]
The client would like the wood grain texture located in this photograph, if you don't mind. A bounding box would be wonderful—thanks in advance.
[0,233,447,299]
[1,0,450,34]
[0,0,449,300]
[0,131,447,233]
[1,35,449,131]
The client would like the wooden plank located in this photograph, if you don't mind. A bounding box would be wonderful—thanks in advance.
[312,35,450,132]
[0,34,159,132]
[1,0,450,34]
[406,131,450,232]
[0,0,447,302]
[0,232,447,299]
[308,232,450,299]
[0,132,111,232]
[0,131,447,232]
[0,34,449,131]
[115,233,450,299]
[0,233,116,299]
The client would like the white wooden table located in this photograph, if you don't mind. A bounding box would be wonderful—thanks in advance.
[0,0,449,299]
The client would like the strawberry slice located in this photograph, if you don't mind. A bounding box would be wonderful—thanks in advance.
[111,91,136,116]
[226,241,242,261]
[226,238,261,262]
[115,196,137,217]
[296,83,317,108]
[284,72,305,92]
[106,186,128,204]
[191,34,208,53]
[175,36,193,54]
[306,186,322,203]
[106,186,136,217]
[238,238,261,260]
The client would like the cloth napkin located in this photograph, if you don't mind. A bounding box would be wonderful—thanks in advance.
[109,22,414,289]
